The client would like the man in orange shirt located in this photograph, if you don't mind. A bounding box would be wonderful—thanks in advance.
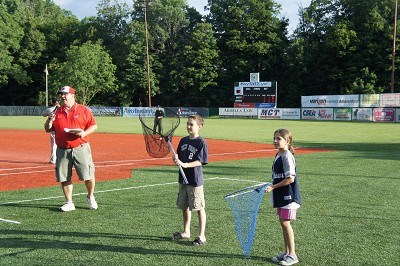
[44,86,98,212]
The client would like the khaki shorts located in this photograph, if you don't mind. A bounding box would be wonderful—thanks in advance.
[176,184,205,211]
[55,142,95,182]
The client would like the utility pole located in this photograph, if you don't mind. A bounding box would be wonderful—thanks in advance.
[144,0,152,107]
[391,0,398,93]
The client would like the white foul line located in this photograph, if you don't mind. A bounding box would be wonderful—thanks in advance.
[0,218,21,224]
[0,177,259,206]
[0,149,276,177]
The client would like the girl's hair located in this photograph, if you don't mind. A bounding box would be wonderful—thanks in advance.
[188,114,204,126]
[274,128,295,153]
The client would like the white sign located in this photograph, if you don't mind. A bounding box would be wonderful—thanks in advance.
[380,93,400,107]
[352,108,372,121]
[250,73,259,82]
[238,82,272,87]
[302,95,359,108]
[258,108,300,120]
[219,108,257,117]
[359,94,380,107]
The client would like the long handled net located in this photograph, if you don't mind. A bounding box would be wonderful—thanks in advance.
[224,182,271,257]
[138,107,188,183]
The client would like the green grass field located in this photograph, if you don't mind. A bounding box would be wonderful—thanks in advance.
[1,117,399,265]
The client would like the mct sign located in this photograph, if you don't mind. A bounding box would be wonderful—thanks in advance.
[258,108,281,119]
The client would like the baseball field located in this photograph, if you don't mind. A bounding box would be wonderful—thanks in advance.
[0,116,399,265]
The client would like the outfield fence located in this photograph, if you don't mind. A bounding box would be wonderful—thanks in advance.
[1,106,399,123]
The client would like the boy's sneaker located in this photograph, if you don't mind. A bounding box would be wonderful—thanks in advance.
[279,254,299,265]
[87,196,98,210]
[271,252,287,263]
[60,202,75,212]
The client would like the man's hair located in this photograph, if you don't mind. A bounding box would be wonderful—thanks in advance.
[188,114,204,126]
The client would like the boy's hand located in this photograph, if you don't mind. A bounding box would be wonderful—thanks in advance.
[172,155,181,165]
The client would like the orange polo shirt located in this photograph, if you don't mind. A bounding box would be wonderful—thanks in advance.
[51,103,96,149]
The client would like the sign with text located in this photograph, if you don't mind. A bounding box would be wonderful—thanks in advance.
[334,108,352,121]
[258,108,301,120]
[373,108,395,122]
[352,108,373,121]
[380,93,400,107]
[301,108,334,120]
[359,94,379,107]
[219,108,258,117]
[302,95,359,108]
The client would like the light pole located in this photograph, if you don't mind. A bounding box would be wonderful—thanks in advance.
[391,0,398,93]
[144,1,152,107]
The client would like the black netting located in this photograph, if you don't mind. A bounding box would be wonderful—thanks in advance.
[139,107,181,158]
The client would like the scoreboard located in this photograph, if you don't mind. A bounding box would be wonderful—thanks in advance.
[234,81,277,108]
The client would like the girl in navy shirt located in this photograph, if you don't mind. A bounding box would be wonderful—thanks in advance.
[266,128,301,265]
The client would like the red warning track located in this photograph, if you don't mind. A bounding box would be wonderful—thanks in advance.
[0,130,328,191]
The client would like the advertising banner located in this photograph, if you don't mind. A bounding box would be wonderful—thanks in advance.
[255,103,276,108]
[301,108,333,120]
[89,106,122,116]
[258,108,281,119]
[379,93,400,107]
[334,108,352,121]
[301,95,359,108]
[123,107,154,117]
[352,108,373,121]
[219,108,257,117]
[359,94,379,107]
[234,102,255,108]
[373,108,395,122]
[281,108,301,120]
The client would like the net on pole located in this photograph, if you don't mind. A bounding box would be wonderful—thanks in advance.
[224,183,271,257]
[139,107,180,158]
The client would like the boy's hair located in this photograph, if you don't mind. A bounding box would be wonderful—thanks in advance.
[188,114,204,126]
[274,128,294,153]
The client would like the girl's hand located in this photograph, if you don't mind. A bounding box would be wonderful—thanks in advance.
[265,185,274,193]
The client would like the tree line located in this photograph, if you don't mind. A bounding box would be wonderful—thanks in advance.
[0,0,398,107]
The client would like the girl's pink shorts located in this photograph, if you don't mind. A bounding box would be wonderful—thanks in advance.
[277,208,297,220]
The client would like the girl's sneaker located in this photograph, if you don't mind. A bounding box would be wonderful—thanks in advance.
[271,252,287,263]
[279,254,299,265]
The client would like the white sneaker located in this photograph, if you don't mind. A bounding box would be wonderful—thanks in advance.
[60,202,75,212]
[87,196,98,210]
[280,254,299,265]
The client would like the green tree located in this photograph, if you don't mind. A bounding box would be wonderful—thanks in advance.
[293,0,395,103]
[208,0,289,106]
[170,22,219,106]
[0,0,47,105]
[49,42,117,105]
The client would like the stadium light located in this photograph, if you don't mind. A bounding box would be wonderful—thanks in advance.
[391,0,398,93]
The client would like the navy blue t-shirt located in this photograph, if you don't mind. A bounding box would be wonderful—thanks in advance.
[177,136,208,186]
